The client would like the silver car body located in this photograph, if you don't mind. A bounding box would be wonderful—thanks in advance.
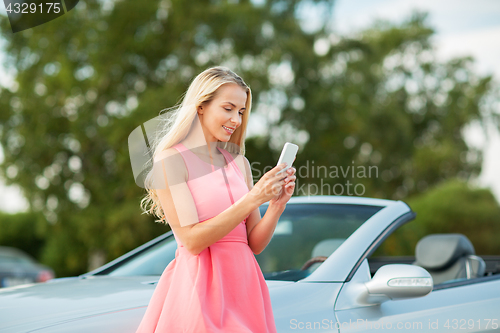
[0,196,499,332]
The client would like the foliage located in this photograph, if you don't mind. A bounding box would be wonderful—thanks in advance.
[0,0,334,276]
[374,179,500,256]
[0,211,46,260]
[265,12,498,200]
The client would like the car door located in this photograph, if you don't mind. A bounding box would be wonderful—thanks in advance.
[335,259,500,332]
[334,216,500,332]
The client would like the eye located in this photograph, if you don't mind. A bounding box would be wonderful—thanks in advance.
[224,107,232,112]
[238,111,244,116]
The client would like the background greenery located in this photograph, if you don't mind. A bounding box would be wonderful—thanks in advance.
[0,0,499,276]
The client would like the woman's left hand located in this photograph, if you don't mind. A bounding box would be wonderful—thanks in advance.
[269,166,296,209]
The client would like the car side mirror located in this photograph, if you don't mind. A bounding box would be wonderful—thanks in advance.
[363,264,433,304]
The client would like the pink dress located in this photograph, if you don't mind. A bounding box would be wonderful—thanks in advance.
[135,143,277,333]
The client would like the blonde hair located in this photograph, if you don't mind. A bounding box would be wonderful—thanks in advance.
[140,66,252,224]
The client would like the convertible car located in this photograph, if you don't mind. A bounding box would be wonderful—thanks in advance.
[0,196,499,332]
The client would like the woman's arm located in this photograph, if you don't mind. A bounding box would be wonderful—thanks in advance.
[239,155,296,255]
[247,203,284,255]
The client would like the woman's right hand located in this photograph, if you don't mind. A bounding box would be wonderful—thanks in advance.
[249,163,289,206]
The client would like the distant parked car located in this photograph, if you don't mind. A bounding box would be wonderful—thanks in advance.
[0,246,55,288]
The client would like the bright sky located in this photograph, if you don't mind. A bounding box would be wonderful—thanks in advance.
[0,0,499,213]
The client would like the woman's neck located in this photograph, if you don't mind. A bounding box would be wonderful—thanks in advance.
[182,133,221,157]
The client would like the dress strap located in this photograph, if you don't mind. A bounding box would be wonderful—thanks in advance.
[174,143,223,174]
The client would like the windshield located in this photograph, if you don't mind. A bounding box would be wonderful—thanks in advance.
[105,203,382,281]
[256,204,382,281]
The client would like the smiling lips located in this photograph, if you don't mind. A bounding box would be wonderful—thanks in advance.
[222,125,235,134]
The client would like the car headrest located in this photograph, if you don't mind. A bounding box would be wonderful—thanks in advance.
[415,234,475,270]
[312,238,345,258]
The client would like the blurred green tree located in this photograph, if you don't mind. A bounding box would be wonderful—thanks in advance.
[265,12,499,200]
[0,211,45,260]
[0,1,498,276]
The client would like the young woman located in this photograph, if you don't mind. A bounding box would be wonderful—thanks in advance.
[137,66,296,332]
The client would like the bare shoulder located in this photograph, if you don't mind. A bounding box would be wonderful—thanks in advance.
[154,146,179,162]
[238,154,251,171]
[154,146,188,181]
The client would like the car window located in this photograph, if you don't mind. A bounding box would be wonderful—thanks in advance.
[256,204,383,281]
[0,254,34,265]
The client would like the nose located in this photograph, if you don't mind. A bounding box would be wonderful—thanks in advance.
[231,111,241,128]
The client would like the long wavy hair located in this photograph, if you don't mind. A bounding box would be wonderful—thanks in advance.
[140,66,252,224]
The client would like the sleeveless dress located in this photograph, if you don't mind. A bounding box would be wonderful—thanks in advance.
[135,142,277,333]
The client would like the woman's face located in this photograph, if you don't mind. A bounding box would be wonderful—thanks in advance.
[198,83,247,143]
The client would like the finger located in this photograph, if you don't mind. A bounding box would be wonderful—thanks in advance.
[275,169,289,180]
[274,163,288,175]
[265,165,283,181]
[272,183,282,194]
[272,176,287,187]
[262,163,286,180]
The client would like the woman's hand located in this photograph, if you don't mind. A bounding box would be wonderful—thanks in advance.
[269,166,296,210]
[249,163,289,206]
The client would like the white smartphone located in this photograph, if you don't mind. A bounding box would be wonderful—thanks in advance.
[276,142,299,177]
